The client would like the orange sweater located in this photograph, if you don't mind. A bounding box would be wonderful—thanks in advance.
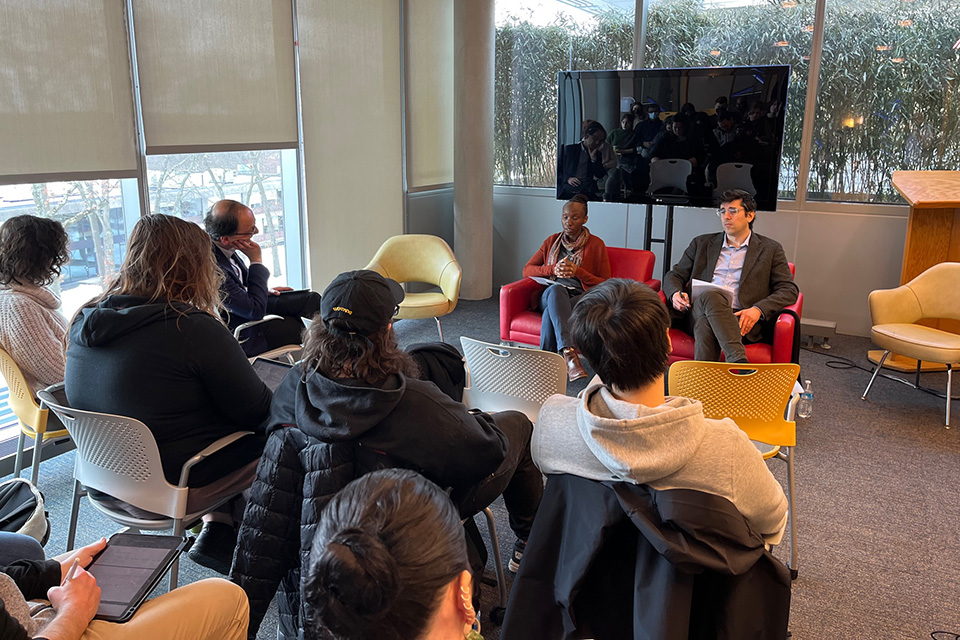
[522,232,611,289]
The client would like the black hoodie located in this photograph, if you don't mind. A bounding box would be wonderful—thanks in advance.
[65,295,272,486]
[232,362,509,637]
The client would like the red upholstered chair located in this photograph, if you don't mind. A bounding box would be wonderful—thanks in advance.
[500,247,660,347]
[659,263,803,365]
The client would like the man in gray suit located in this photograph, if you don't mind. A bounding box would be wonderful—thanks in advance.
[663,189,798,362]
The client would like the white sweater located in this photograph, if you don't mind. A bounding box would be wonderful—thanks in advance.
[534,383,788,541]
[0,283,67,394]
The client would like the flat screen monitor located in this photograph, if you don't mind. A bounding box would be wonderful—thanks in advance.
[557,65,790,211]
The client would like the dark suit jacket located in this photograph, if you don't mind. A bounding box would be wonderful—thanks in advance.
[213,243,271,331]
[663,231,798,339]
[557,143,606,198]
[500,475,792,640]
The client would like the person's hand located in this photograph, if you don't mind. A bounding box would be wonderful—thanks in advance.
[734,306,762,336]
[566,177,581,187]
[689,157,698,167]
[54,538,106,581]
[268,286,293,296]
[232,238,263,263]
[47,566,101,629]
[643,141,652,148]
[553,258,577,279]
[672,292,691,312]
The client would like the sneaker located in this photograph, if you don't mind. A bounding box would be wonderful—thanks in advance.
[508,539,526,573]
[187,521,237,575]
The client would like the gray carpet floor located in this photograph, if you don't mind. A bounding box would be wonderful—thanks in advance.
[6,297,960,639]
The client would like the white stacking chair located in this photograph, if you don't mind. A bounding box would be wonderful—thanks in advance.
[460,337,568,423]
[37,384,253,588]
[458,337,567,624]
[713,162,756,199]
[647,158,692,195]
[235,314,302,364]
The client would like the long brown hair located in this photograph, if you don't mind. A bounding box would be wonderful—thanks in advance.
[302,319,418,385]
[85,214,223,318]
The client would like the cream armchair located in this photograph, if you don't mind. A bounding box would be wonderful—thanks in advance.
[861,262,960,426]
[366,234,462,341]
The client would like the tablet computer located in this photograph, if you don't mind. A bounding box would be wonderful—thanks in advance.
[251,357,294,392]
[86,533,189,622]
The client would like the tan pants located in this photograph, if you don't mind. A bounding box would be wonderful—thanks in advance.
[80,578,248,640]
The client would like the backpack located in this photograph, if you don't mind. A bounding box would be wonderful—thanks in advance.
[0,477,50,546]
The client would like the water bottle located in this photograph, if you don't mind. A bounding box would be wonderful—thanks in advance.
[797,379,813,418]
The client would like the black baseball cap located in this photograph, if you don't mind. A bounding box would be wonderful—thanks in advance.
[320,270,404,336]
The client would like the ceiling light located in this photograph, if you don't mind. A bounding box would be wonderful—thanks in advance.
[710,50,721,56]
[775,41,790,47]
[802,25,814,32]
[782,0,798,7]
[876,45,890,51]
[898,19,913,26]
[892,57,905,63]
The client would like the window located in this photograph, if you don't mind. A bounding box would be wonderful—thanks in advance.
[0,179,140,319]
[643,0,813,200]
[145,149,304,289]
[495,1,636,187]
[807,0,960,203]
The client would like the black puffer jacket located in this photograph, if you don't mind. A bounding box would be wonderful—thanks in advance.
[230,363,508,638]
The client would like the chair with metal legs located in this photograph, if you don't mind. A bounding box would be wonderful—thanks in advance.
[38,384,253,589]
[861,262,960,427]
[0,348,70,488]
[668,361,801,579]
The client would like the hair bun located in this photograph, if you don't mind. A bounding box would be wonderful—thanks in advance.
[314,527,399,631]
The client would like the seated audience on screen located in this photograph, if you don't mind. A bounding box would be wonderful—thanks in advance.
[231,269,542,638]
[522,195,610,381]
[65,214,272,574]
[651,117,704,174]
[662,189,798,363]
[0,215,70,394]
[204,199,322,357]
[604,113,640,201]
[532,278,788,542]
[0,535,249,640]
[557,120,607,200]
[301,469,481,640]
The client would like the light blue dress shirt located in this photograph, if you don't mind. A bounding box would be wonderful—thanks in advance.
[711,232,751,310]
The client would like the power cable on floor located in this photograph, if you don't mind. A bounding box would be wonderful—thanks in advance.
[800,346,959,401]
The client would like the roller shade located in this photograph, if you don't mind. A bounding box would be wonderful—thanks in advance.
[133,0,298,153]
[0,0,138,184]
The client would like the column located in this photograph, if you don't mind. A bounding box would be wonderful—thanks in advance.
[454,0,494,300]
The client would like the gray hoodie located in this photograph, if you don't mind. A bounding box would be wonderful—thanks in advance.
[533,383,788,540]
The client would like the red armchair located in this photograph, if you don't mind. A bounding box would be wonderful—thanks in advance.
[659,263,803,365]
[500,247,661,347]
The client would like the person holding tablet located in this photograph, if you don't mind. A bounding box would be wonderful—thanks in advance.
[0,537,248,639]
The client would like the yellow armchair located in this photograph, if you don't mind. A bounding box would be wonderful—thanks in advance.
[861,262,960,426]
[366,234,462,340]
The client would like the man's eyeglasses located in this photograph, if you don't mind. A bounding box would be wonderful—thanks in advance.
[234,225,259,237]
[716,207,743,218]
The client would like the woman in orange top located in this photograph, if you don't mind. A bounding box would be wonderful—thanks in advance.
[522,194,611,381]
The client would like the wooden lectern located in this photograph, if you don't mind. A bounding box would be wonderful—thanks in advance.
[868,171,960,371]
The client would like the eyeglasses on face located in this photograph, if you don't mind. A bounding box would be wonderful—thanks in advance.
[234,224,259,237]
[716,207,744,218]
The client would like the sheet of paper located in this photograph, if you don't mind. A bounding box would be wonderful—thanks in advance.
[529,276,577,289]
[691,278,734,305]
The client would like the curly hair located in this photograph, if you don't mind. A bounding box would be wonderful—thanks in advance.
[301,319,419,385]
[0,215,70,287]
[85,214,223,318]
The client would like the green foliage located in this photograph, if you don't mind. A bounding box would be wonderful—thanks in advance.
[496,0,960,202]
[495,11,634,186]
